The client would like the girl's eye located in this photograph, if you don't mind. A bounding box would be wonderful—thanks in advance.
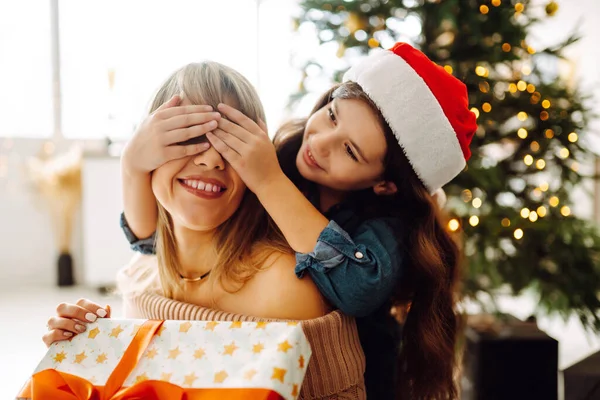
[328,107,337,124]
[345,144,358,162]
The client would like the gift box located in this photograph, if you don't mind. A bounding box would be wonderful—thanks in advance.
[17,319,312,400]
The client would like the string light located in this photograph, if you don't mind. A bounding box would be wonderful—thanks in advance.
[540,182,549,191]
[559,148,570,159]
[518,128,528,139]
[469,216,480,226]
[514,229,524,240]
[479,81,490,93]
[530,141,540,152]
[482,102,492,112]
[545,129,555,139]
[368,38,379,48]
[536,159,546,170]
[522,65,532,75]
[533,188,542,197]
[517,80,527,91]
[475,66,488,77]
[524,155,534,165]
[492,0,501,6]
[471,107,480,118]
[526,84,536,93]
[462,189,473,202]
[448,219,460,231]
[549,196,560,207]
[571,162,579,172]
[515,3,525,12]
[529,211,538,222]
[518,112,528,121]
[537,206,547,217]
[509,83,518,93]
[472,198,482,208]
[527,46,536,54]
[520,208,530,218]
[444,65,453,74]
[568,132,578,143]
[501,218,511,227]
[542,100,551,108]
[502,43,512,52]
[560,206,571,216]
[540,111,549,121]
[480,5,489,14]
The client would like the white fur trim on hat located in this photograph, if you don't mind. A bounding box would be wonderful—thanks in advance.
[343,50,466,193]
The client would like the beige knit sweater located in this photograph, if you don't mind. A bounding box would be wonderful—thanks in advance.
[118,254,366,399]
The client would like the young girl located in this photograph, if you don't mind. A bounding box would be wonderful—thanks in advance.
[121,43,476,399]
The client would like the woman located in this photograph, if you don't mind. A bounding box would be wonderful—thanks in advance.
[43,62,367,399]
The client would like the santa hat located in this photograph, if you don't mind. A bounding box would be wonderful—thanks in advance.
[343,42,477,193]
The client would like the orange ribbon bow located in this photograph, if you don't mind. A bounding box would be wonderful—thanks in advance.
[18,320,283,400]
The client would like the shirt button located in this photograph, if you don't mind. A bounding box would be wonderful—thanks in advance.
[355,251,364,259]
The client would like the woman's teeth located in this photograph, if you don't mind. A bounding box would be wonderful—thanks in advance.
[308,150,317,163]
[182,179,223,192]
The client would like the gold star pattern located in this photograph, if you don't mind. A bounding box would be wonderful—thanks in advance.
[168,346,182,359]
[193,348,206,360]
[255,321,268,329]
[244,369,257,381]
[96,353,108,364]
[204,321,219,331]
[252,342,265,354]
[52,351,66,363]
[134,373,149,384]
[278,340,293,353]
[160,372,172,382]
[131,324,141,336]
[145,348,158,359]
[223,341,239,356]
[229,321,242,329]
[214,370,228,383]
[109,325,124,338]
[157,325,167,336]
[287,321,299,326]
[298,355,305,369]
[292,384,299,397]
[183,372,198,387]
[87,327,100,339]
[179,322,192,333]
[74,351,87,364]
[271,367,287,383]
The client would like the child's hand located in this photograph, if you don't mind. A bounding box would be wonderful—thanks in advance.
[42,299,111,347]
[122,95,222,174]
[206,103,283,193]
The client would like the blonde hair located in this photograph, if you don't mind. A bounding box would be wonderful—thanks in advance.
[151,62,290,301]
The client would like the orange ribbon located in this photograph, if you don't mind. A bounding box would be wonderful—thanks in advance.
[18,320,283,400]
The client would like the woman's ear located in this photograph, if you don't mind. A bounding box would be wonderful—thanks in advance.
[373,180,398,196]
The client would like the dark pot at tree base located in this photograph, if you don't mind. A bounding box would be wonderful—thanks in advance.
[58,252,74,286]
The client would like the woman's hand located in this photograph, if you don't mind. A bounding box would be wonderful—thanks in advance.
[206,103,284,193]
[121,95,222,175]
[42,299,111,347]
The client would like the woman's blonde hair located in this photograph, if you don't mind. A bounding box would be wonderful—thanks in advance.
[151,62,290,302]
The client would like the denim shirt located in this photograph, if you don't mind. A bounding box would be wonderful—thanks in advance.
[120,205,405,399]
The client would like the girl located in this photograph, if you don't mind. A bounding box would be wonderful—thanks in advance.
[121,43,476,399]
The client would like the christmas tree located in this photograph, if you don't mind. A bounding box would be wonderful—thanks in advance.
[292,0,600,330]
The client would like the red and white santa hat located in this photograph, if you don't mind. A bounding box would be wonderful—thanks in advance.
[343,42,477,194]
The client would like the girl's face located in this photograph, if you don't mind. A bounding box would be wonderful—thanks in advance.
[297,98,389,192]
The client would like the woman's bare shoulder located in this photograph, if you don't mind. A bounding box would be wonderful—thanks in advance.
[244,250,327,320]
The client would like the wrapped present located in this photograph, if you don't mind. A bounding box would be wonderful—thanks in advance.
[18,319,312,400]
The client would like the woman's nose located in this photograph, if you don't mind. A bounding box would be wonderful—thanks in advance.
[192,147,225,170]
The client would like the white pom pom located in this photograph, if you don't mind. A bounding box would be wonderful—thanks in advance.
[433,188,447,208]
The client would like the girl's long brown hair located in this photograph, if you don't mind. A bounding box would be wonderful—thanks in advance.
[151,62,291,302]
[275,82,462,400]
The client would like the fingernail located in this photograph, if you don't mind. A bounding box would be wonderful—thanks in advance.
[203,105,213,111]
[75,324,86,332]
[96,308,107,318]
[201,142,211,149]
[85,313,97,322]
[64,332,73,337]
[208,120,218,127]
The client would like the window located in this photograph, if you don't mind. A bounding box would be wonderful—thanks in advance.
[0,0,297,139]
